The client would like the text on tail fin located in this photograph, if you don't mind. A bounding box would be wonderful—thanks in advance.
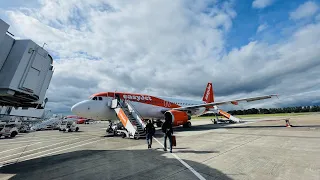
[202,82,214,103]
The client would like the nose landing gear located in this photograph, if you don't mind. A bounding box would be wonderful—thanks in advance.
[106,121,125,136]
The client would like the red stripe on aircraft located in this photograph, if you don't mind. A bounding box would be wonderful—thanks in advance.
[91,92,181,108]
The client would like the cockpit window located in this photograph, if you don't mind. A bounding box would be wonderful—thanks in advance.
[98,97,102,101]
[92,97,97,100]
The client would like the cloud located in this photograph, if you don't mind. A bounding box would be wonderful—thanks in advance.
[290,1,319,20]
[252,0,274,9]
[2,0,320,114]
[316,14,320,21]
[257,23,268,33]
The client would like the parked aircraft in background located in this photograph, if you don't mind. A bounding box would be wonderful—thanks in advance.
[71,82,277,128]
[65,115,89,124]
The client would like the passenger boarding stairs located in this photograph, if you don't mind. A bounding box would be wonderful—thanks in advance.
[110,99,146,139]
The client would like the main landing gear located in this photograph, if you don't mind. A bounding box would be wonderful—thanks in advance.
[106,121,125,136]
[154,119,163,128]
[151,119,192,128]
[105,121,140,139]
[183,121,192,128]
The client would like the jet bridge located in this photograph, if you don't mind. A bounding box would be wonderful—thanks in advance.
[0,19,54,109]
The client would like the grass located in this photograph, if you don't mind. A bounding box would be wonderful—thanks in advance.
[193,112,315,119]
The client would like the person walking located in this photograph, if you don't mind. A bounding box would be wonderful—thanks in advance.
[145,120,155,149]
[162,120,173,153]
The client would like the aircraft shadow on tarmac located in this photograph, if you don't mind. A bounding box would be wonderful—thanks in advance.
[152,148,219,154]
[0,149,232,180]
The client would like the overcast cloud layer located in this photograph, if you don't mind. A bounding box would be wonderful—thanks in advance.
[2,0,320,114]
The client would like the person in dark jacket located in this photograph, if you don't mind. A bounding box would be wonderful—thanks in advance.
[162,120,173,153]
[145,120,155,149]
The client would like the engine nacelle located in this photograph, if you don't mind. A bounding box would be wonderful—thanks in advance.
[164,110,191,126]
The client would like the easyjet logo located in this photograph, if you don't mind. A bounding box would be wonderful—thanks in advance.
[205,84,211,101]
[123,94,152,101]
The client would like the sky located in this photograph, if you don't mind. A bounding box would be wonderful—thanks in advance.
[1,0,320,114]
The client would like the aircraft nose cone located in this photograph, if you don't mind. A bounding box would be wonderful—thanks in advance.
[71,102,82,115]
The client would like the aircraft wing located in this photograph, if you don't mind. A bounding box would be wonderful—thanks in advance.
[172,94,278,111]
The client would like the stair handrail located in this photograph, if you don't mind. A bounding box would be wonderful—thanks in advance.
[125,100,146,129]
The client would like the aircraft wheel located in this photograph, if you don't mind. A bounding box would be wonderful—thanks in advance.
[75,127,79,132]
[122,133,126,138]
[156,121,163,127]
[10,131,17,138]
[183,121,192,128]
[186,121,192,128]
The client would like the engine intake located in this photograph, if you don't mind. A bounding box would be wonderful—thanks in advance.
[164,110,191,126]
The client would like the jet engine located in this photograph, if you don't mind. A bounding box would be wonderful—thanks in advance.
[164,110,191,126]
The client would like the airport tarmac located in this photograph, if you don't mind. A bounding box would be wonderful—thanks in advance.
[0,114,320,180]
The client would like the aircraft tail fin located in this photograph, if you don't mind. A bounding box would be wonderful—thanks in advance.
[202,82,214,103]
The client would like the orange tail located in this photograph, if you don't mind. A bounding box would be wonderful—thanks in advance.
[202,82,214,103]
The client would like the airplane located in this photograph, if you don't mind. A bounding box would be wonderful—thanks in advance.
[71,82,278,128]
[65,115,89,124]
[66,115,86,119]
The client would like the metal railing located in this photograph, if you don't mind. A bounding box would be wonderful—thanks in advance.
[125,100,146,129]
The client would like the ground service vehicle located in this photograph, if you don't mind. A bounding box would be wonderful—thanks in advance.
[59,120,79,132]
[19,124,31,133]
[0,124,19,138]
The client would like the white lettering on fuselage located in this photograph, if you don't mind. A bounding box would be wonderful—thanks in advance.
[164,101,171,107]
[205,84,211,101]
[123,95,152,101]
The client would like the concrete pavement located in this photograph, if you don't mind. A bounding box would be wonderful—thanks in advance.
[0,114,319,180]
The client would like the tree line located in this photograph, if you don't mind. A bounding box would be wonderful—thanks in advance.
[200,105,320,116]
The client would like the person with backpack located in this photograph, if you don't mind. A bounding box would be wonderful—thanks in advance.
[162,120,173,153]
[145,120,155,149]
